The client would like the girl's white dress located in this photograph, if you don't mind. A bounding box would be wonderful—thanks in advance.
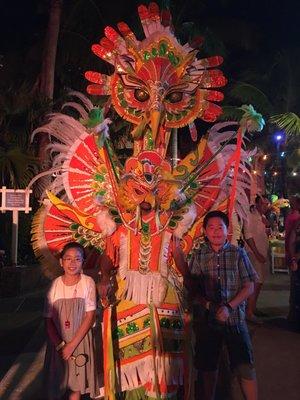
[44,274,100,399]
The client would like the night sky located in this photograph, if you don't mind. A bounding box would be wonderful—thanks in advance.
[1,0,299,86]
[0,0,299,49]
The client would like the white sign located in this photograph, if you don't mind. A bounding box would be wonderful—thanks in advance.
[0,187,32,213]
[0,186,32,266]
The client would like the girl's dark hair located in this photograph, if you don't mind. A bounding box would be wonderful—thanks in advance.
[60,242,85,259]
[203,210,229,228]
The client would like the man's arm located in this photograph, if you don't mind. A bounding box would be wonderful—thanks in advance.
[245,237,266,263]
[216,281,254,322]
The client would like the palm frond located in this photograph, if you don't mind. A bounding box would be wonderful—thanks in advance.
[269,113,300,136]
[0,146,39,188]
[229,82,273,115]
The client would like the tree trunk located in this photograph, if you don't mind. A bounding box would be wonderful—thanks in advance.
[38,0,62,167]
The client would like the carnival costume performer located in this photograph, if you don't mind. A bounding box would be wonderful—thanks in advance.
[31,3,265,399]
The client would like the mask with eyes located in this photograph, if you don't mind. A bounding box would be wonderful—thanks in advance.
[85,2,226,156]
[118,151,182,212]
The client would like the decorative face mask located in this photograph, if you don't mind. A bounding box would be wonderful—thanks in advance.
[85,3,226,154]
[118,151,182,212]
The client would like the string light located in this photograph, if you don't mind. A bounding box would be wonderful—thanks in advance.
[292,171,298,176]
[262,154,268,160]
[253,170,257,175]
[273,171,278,176]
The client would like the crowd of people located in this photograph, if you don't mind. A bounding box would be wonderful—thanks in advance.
[43,193,300,400]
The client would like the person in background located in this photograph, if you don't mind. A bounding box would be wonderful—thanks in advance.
[173,210,258,400]
[44,242,99,400]
[244,195,270,323]
[230,209,245,248]
[285,194,300,265]
[286,196,300,327]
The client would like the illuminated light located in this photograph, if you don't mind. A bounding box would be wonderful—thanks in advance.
[273,171,278,176]
[292,171,298,176]
[264,171,267,175]
[253,170,257,175]
[262,154,267,160]
[248,156,253,162]
[274,131,285,143]
[280,152,285,157]
[242,169,246,173]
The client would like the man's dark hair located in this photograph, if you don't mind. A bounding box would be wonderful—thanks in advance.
[203,210,229,229]
[60,242,85,259]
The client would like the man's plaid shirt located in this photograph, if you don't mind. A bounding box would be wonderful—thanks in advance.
[189,241,258,326]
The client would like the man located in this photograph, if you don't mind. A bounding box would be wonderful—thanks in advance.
[244,195,270,322]
[173,210,258,400]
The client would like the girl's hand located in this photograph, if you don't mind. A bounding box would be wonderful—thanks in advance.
[61,342,76,361]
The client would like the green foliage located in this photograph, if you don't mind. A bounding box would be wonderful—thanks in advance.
[269,113,300,137]
[0,147,38,188]
[0,84,49,188]
[228,82,273,116]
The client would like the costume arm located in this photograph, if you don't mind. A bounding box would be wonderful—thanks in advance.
[97,252,115,302]
[172,238,189,276]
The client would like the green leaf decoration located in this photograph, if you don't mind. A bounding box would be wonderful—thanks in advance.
[94,173,105,182]
[110,209,119,215]
[168,220,177,228]
[70,223,79,230]
[239,104,265,132]
[81,107,104,128]
[124,387,146,400]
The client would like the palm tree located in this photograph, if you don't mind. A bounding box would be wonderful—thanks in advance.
[32,0,62,168]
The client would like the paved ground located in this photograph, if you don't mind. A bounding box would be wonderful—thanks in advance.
[0,272,299,399]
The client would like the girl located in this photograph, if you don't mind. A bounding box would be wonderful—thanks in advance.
[44,242,99,400]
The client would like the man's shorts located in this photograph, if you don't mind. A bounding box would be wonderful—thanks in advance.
[195,321,256,380]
